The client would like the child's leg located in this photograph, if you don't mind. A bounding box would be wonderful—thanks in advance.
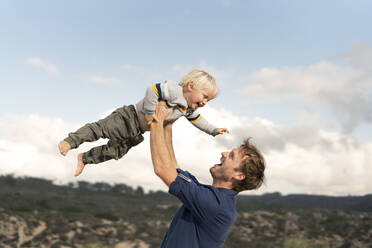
[58,122,107,156]
[74,141,124,176]
[63,122,106,150]
[60,106,139,156]
[81,138,142,165]
[75,153,85,177]
[80,105,144,165]
[67,105,144,176]
[58,140,71,156]
[74,138,143,176]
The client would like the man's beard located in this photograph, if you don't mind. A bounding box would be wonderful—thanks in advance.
[210,166,230,182]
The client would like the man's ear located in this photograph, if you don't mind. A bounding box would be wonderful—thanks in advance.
[234,172,245,181]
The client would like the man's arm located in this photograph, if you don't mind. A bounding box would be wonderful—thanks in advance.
[150,102,178,187]
[164,122,178,169]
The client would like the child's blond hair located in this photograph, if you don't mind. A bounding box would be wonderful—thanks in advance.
[180,70,218,99]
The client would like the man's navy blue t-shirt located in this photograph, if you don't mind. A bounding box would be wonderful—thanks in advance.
[161,169,238,248]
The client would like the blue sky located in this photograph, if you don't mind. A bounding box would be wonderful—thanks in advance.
[1,0,372,195]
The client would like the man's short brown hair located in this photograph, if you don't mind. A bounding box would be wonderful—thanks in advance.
[232,138,266,192]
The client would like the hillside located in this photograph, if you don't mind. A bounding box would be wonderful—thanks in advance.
[0,175,371,248]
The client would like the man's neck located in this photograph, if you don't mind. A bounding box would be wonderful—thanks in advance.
[212,180,233,190]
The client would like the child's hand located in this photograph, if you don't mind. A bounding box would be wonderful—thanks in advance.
[215,128,229,135]
[145,113,159,126]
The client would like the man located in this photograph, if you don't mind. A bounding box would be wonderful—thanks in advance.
[150,102,266,248]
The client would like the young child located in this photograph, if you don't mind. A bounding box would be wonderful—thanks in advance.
[58,69,229,176]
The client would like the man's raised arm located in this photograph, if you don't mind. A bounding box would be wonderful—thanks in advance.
[164,122,179,169]
[150,102,178,187]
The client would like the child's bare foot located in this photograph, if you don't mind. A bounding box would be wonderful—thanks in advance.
[58,140,71,156]
[75,153,86,177]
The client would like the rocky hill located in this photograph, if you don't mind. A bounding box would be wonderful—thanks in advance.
[1,175,371,248]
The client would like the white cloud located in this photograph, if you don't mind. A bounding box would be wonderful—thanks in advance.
[0,107,371,196]
[120,62,232,87]
[0,111,223,192]
[243,59,372,133]
[26,57,59,74]
[88,76,121,85]
[204,106,372,195]
[343,43,372,72]
[121,64,147,74]
[221,1,232,7]
[121,64,163,82]
[169,61,234,90]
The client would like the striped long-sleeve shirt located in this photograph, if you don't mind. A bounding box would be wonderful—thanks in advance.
[135,80,218,136]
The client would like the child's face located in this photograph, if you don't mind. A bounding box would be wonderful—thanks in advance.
[184,83,214,110]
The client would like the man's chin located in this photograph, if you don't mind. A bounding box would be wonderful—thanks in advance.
[209,167,219,177]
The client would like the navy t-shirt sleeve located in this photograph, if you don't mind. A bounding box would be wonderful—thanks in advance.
[169,169,220,221]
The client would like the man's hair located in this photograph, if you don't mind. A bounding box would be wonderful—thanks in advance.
[179,69,218,99]
[232,138,266,192]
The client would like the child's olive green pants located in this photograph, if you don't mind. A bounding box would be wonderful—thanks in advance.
[64,105,144,165]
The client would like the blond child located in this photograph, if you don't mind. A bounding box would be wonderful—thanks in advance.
[58,69,229,176]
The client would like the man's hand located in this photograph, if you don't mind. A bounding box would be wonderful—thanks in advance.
[150,101,177,187]
[215,128,230,135]
[154,101,173,123]
[145,113,159,126]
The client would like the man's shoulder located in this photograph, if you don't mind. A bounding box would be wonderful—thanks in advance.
[175,168,199,184]
[175,169,237,198]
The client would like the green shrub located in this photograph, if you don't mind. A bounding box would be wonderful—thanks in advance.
[282,238,311,248]
[282,238,330,248]
[94,212,119,221]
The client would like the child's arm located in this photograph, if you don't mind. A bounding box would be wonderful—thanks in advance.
[186,110,229,136]
[142,83,162,115]
[215,128,229,135]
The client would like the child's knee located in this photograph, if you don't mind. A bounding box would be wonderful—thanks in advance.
[129,134,144,146]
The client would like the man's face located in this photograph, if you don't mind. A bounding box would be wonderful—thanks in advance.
[210,148,245,182]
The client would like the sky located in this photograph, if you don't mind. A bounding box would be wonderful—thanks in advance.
[1,0,372,196]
